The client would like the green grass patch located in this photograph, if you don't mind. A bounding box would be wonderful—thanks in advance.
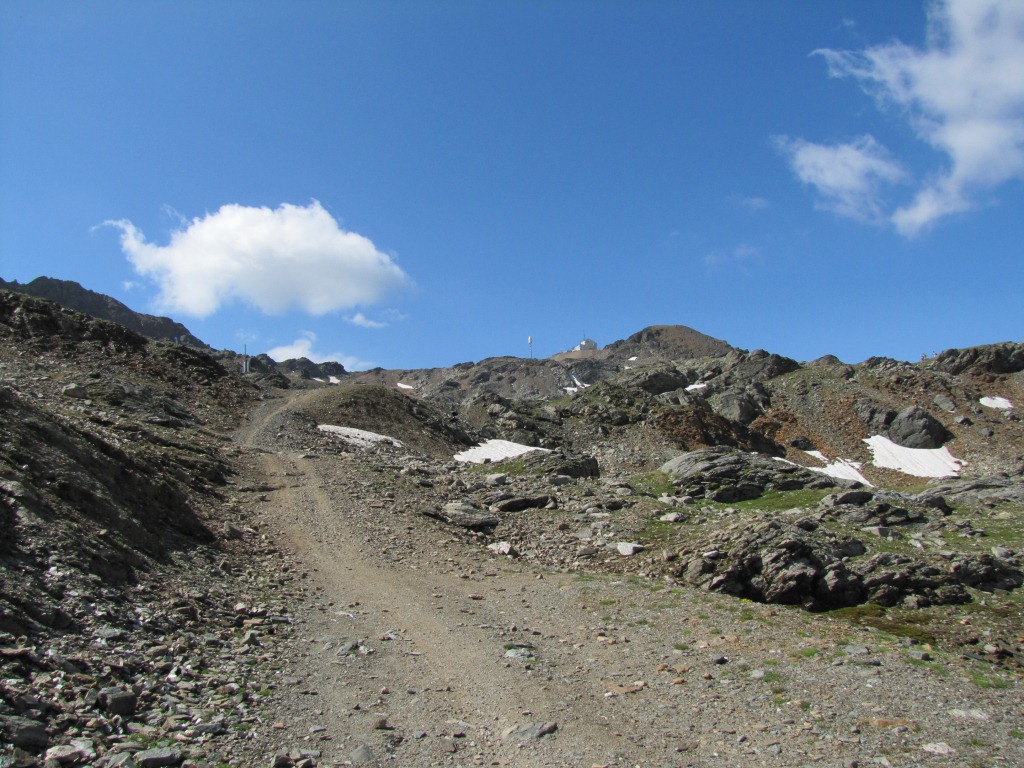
[827,603,939,646]
[792,647,820,659]
[632,470,676,498]
[703,488,834,512]
[970,671,1011,690]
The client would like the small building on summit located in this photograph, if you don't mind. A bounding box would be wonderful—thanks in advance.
[572,338,597,353]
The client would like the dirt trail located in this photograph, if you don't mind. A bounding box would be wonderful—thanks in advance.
[236,391,628,766]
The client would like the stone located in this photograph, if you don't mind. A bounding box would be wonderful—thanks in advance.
[502,722,558,741]
[99,686,138,717]
[486,541,519,557]
[349,745,375,764]
[0,715,49,751]
[505,647,535,661]
[135,747,183,767]
[492,495,553,512]
[106,754,140,768]
[61,383,89,398]
[421,502,499,531]
[616,542,645,556]
[44,744,83,764]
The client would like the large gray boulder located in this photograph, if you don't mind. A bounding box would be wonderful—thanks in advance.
[660,446,842,501]
[856,402,950,448]
[886,406,951,449]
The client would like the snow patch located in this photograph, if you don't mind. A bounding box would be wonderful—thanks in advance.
[318,424,404,449]
[863,435,961,478]
[564,375,591,394]
[980,396,1013,410]
[815,459,872,486]
[396,382,414,390]
[778,453,873,486]
[328,376,342,384]
[454,439,550,464]
[685,382,708,392]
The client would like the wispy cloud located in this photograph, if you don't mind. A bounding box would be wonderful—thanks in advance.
[265,331,375,371]
[346,312,388,329]
[105,200,411,317]
[799,0,1024,236]
[734,195,770,211]
[775,135,906,222]
[705,244,764,274]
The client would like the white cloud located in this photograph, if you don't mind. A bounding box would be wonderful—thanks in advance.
[265,331,375,371]
[106,201,411,317]
[775,135,906,221]
[346,312,388,329]
[815,0,1024,235]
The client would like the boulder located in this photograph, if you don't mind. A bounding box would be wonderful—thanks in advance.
[886,406,951,449]
[660,446,842,500]
[420,502,499,531]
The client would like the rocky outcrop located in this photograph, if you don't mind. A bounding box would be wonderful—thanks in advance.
[931,341,1024,375]
[673,517,1023,610]
[660,446,842,502]
[0,277,209,348]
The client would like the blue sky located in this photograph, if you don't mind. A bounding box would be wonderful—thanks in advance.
[2,1,1021,370]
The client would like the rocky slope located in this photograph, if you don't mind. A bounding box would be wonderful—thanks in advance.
[0,278,210,350]
[1,285,1023,767]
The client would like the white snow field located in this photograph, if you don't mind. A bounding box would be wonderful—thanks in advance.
[685,382,708,392]
[863,435,961,478]
[979,396,1014,410]
[317,424,404,449]
[396,382,414,390]
[454,439,550,464]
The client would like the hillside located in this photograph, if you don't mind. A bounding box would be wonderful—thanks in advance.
[1,284,1023,767]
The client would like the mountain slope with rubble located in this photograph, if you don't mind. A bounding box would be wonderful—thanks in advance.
[1,285,1023,767]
